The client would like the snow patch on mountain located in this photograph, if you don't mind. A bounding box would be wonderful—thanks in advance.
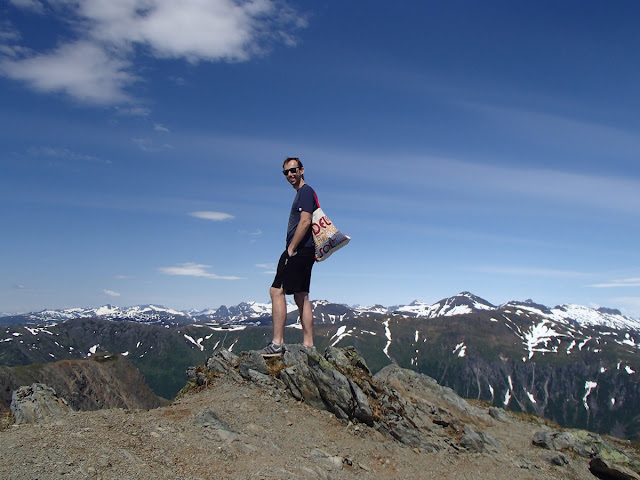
[523,321,561,360]
[549,304,640,331]
[395,292,495,318]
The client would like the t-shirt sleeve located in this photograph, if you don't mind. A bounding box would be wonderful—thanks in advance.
[299,186,316,213]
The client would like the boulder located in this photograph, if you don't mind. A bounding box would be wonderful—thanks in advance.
[11,383,73,424]
[590,456,640,480]
[533,428,640,474]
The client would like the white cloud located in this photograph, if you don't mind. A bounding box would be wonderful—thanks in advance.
[158,262,242,280]
[7,0,45,13]
[1,40,135,104]
[103,289,120,297]
[474,266,592,278]
[154,123,170,132]
[256,263,276,274]
[28,146,110,165]
[1,0,306,105]
[0,19,21,44]
[239,228,263,236]
[588,278,640,288]
[190,211,234,221]
[116,106,151,117]
[132,137,173,152]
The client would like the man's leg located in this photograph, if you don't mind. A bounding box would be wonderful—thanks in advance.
[270,286,287,345]
[294,291,313,347]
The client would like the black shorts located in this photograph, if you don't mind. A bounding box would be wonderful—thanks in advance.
[271,247,315,294]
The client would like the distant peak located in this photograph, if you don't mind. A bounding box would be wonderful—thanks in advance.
[597,306,622,315]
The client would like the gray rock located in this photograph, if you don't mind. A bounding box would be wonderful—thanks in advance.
[460,426,500,453]
[347,377,374,426]
[240,351,269,378]
[194,409,235,431]
[533,429,639,472]
[244,368,278,387]
[489,407,511,423]
[280,362,325,410]
[324,346,370,375]
[205,348,243,382]
[532,430,555,450]
[374,364,492,425]
[550,453,569,466]
[11,383,73,424]
[195,410,242,444]
[590,456,640,480]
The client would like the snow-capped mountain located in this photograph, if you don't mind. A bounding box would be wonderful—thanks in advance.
[191,301,278,325]
[1,291,638,331]
[394,291,496,318]
[501,299,640,331]
[0,304,194,327]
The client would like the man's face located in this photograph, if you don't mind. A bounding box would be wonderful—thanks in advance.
[283,160,304,189]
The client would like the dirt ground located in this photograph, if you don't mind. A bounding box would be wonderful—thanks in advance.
[0,374,627,480]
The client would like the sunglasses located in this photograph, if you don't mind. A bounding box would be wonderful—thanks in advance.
[282,167,301,175]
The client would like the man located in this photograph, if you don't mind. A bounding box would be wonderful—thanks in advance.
[260,157,316,357]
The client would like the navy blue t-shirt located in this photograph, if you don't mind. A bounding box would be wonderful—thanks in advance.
[286,184,317,248]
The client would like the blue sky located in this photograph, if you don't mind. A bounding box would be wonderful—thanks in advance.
[1,1,639,317]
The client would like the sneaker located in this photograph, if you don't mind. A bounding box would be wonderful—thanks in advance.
[259,342,285,357]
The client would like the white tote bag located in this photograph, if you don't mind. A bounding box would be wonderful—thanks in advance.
[311,192,350,262]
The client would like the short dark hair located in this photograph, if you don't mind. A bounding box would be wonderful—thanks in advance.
[283,157,303,169]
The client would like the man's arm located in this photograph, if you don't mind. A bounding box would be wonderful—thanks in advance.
[287,210,312,257]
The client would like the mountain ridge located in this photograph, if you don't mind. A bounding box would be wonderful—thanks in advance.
[2,291,639,331]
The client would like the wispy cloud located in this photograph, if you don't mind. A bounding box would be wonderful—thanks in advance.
[292,142,640,215]
[1,0,307,105]
[132,138,173,152]
[158,262,242,280]
[239,228,263,237]
[28,146,110,165]
[116,106,150,117]
[103,289,120,297]
[154,123,170,132]
[405,156,640,214]
[587,278,640,288]
[7,1,45,14]
[190,211,234,221]
[256,263,276,274]
[474,266,592,278]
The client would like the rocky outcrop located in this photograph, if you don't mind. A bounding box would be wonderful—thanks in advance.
[189,345,502,454]
[188,344,640,475]
[11,383,73,424]
[532,429,640,479]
